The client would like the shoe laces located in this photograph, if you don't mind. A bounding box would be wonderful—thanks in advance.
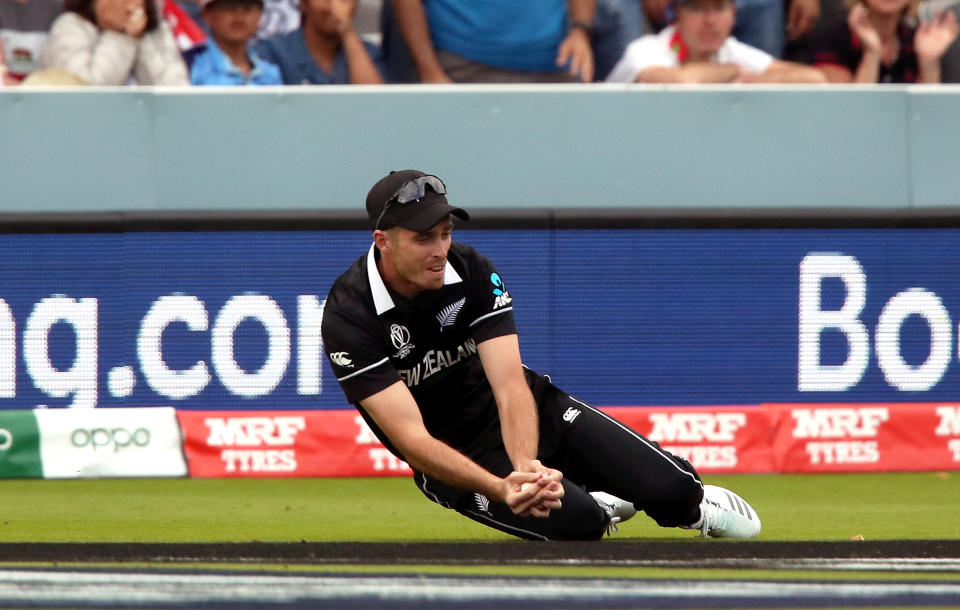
[698,498,723,538]
[596,497,621,537]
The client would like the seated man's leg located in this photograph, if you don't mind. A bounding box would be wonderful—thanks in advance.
[536,383,704,529]
[413,456,610,541]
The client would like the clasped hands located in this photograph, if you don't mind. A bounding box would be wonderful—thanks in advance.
[503,459,564,518]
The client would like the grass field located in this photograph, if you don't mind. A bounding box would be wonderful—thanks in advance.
[1,471,957,543]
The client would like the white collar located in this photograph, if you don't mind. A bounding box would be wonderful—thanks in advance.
[367,244,463,315]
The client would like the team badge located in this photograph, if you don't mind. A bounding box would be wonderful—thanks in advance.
[390,324,414,359]
[491,273,512,309]
[329,352,353,368]
[437,297,466,331]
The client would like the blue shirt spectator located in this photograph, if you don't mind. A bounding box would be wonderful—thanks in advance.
[190,38,281,84]
[390,0,595,83]
[255,0,382,85]
[254,27,382,84]
[190,0,281,86]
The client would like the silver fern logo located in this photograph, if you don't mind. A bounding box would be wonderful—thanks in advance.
[437,297,466,330]
[474,493,491,514]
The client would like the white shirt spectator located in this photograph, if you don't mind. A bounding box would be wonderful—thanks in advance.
[606,25,773,82]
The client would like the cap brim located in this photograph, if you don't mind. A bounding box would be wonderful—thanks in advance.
[396,196,469,232]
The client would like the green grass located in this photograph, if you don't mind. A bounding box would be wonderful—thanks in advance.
[1,471,957,543]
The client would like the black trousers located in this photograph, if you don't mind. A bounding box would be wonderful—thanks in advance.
[415,372,704,541]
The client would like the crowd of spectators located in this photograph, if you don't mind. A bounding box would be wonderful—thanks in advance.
[0,0,958,86]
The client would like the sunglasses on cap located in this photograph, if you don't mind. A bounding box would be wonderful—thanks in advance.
[374,175,447,231]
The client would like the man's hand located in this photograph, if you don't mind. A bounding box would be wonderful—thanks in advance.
[557,28,594,82]
[519,459,564,517]
[787,0,820,40]
[502,468,564,518]
[329,0,356,36]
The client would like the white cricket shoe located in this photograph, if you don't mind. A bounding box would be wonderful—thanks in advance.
[693,484,761,539]
[590,491,637,534]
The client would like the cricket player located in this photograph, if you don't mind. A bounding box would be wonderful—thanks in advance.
[321,169,761,540]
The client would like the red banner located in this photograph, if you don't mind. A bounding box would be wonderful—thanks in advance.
[601,406,776,473]
[177,410,412,478]
[176,402,960,477]
[769,402,960,473]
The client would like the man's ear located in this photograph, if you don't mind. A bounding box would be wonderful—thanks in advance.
[373,229,389,251]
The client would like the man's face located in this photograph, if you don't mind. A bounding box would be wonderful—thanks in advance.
[377,218,454,298]
[203,0,263,46]
[676,0,736,58]
[301,0,356,35]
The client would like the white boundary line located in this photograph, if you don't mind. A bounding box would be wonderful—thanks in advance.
[1,569,959,607]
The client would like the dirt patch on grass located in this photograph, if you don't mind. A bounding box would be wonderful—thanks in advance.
[2,540,958,565]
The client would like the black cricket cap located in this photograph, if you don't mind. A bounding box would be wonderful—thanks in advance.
[366,170,469,232]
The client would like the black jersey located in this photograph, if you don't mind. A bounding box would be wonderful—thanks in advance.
[321,241,517,458]
[808,18,918,83]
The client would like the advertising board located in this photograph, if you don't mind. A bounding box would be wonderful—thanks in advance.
[0,229,953,411]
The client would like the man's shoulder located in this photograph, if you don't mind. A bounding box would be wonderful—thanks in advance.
[188,43,235,84]
[627,29,676,61]
[326,252,371,306]
[256,28,303,56]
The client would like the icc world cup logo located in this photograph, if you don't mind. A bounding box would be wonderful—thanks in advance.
[390,324,411,350]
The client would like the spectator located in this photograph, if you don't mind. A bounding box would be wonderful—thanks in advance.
[390,0,596,83]
[0,36,12,85]
[593,0,647,80]
[190,0,283,84]
[255,0,383,84]
[644,0,820,58]
[807,0,958,82]
[41,0,189,84]
[606,0,827,81]
[0,0,62,83]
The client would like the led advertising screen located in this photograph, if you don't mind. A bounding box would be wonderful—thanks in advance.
[0,229,955,411]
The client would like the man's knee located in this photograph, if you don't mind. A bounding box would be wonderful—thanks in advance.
[644,473,703,528]
[547,499,608,540]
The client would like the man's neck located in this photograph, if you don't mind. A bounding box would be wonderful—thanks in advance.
[213,37,253,73]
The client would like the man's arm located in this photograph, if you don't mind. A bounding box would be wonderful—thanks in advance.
[0,42,12,86]
[557,0,596,81]
[330,0,383,83]
[786,0,820,41]
[360,380,561,515]
[390,0,451,82]
[750,59,828,82]
[637,62,742,83]
[477,334,539,470]
[478,334,564,517]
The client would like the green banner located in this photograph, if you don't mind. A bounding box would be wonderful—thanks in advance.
[0,411,43,478]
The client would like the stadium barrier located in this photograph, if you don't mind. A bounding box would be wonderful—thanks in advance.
[1,403,958,478]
